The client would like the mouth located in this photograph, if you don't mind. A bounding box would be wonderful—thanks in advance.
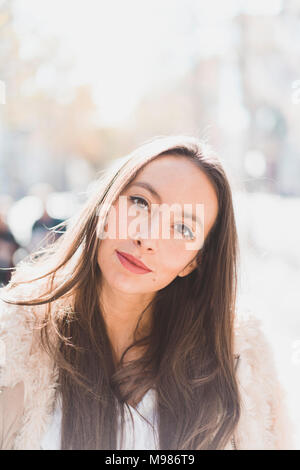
[115,250,152,274]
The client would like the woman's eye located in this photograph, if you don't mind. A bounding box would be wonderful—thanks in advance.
[129,196,149,210]
[174,223,194,240]
[128,198,193,239]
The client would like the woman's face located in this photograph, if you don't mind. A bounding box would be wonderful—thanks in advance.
[97,154,218,294]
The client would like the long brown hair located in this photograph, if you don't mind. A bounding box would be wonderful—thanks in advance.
[1,135,241,449]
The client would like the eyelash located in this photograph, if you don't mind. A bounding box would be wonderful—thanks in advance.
[128,195,195,240]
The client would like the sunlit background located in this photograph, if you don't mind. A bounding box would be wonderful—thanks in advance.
[0,0,300,447]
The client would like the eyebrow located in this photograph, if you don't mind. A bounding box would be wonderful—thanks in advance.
[129,181,203,228]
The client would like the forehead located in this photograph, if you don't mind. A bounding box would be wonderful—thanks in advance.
[128,154,219,236]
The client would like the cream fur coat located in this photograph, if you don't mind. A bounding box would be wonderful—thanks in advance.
[0,282,295,450]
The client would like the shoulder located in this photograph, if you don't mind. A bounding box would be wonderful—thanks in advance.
[232,311,295,449]
[233,311,275,370]
[0,282,63,449]
[0,381,25,449]
[0,280,62,388]
[233,311,285,395]
[0,285,37,388]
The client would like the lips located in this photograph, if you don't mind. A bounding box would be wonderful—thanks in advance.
[116,250,152,272]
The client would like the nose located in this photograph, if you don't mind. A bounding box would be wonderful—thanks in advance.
[130,210,159,252]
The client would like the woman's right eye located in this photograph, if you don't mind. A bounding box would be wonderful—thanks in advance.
[129,196,149,210]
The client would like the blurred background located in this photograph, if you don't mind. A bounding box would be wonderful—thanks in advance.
[0,0,299,447]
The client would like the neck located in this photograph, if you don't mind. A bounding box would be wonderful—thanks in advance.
[98,277,155,363]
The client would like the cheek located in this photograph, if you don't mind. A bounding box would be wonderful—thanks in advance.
[101,205,119,239]
[97,240,131,290]
[102,199,132,240]
[154,241,198,286]
[153,242,189,281]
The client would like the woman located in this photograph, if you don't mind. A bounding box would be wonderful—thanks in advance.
[0,135,294,450]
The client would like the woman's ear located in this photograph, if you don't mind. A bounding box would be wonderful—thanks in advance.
[177,254,200,278]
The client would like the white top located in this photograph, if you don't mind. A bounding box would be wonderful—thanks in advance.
[40,388,160,450]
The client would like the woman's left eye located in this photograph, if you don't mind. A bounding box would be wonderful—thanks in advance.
[129,196,149,210]
[174,223,194,240]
